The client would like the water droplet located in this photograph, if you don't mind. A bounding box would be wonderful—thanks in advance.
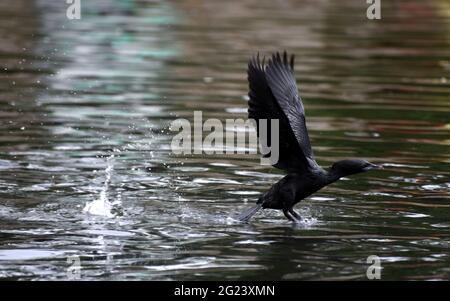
[203,76,213,83]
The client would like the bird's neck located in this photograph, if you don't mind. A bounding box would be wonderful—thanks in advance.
[325,169,344,185]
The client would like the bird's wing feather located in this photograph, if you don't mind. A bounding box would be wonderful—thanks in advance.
[264,52,317,168]
[247,52,315,172]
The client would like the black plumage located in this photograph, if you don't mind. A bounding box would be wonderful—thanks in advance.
[238,51,380,223]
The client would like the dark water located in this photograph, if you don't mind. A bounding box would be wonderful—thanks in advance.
[0,0,449,280]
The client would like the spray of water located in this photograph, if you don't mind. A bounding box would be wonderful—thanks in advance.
[83,155,116,217]
[82,121,157,217]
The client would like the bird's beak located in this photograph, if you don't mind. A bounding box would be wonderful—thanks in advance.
[363,163,382,171]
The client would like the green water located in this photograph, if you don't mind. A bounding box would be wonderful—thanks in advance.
[0,0,449,280]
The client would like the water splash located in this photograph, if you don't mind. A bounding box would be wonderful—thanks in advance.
[83,155,117,218]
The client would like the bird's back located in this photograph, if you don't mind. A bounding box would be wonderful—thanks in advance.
[258,171,327,209]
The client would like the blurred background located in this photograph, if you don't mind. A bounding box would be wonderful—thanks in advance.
[0,0,449,280]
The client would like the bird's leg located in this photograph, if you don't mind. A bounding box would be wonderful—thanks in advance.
[288,208,302,221]
[282,209,296,222]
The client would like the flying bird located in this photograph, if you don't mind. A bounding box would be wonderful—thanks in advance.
[237,51,381,222]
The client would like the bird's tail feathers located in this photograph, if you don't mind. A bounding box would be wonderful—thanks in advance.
[235,204,263,222]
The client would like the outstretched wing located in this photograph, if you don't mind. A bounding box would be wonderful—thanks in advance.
[247,52,317,172]
[265,52,316,167]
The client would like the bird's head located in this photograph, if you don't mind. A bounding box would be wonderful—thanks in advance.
[329,159,381,178]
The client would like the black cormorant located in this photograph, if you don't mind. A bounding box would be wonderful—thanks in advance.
[237,51,381,222]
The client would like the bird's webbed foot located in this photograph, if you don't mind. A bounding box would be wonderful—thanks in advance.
[283,208,302,223]
[289,208,302,221]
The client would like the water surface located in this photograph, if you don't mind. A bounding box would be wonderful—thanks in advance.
[0,0,449,280]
